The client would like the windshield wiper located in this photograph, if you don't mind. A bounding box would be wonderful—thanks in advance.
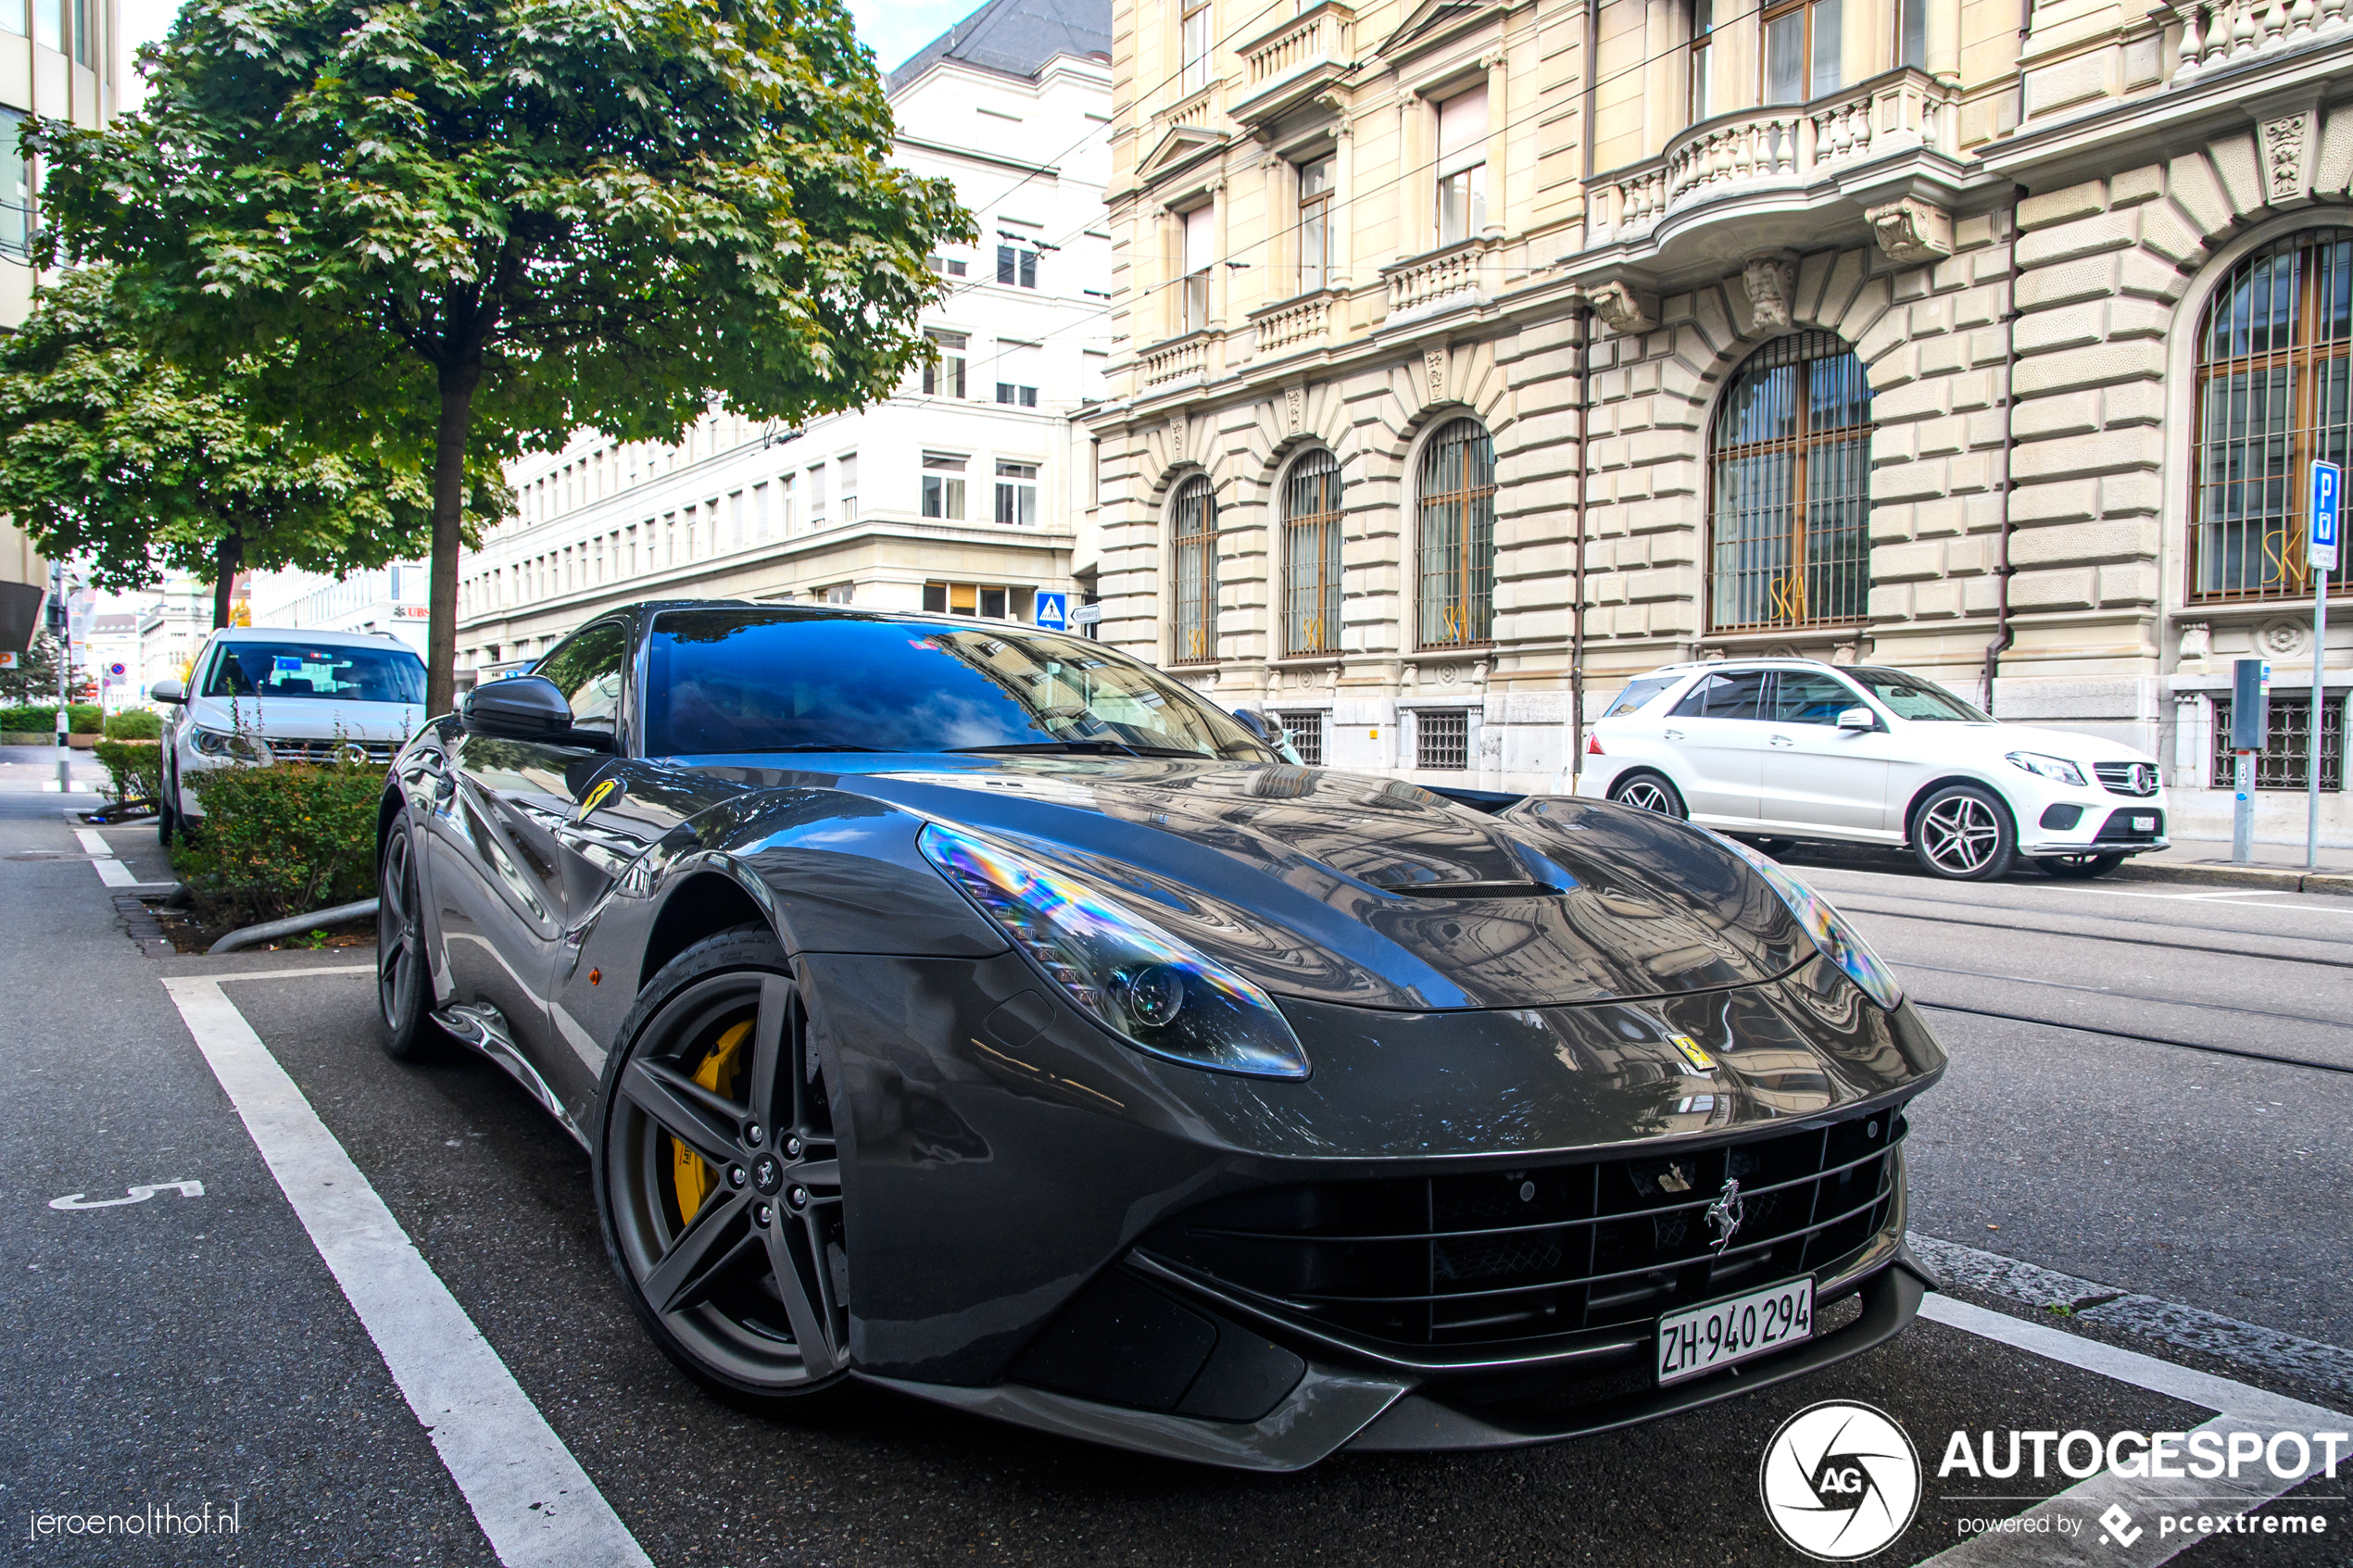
[748,745,887,753]
[950,740,1143,757]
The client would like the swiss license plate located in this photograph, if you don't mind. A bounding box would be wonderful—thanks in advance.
[2133,815,2157,832]
[1655,1277,1814,1386]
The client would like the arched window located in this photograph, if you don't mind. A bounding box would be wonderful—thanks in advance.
[2191,229,2353,603]
[1416,418,1495,648]
[1171,474,1219,663]
[1708,331,1871,632]
[1282,450,1343,655]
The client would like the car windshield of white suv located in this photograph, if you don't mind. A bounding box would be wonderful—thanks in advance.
[205,643,427,704]
[1849,667,1990,722]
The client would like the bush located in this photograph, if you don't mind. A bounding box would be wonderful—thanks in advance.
[105,709,163,740]
[94,739,163,809]
[0,702,102,734]
[171,761,386,926]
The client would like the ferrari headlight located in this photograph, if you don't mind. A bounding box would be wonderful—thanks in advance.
[2006,750,2086,787]
[1714,834,1903,1010]
[192,727,271,764]
[919,822,1311,1079]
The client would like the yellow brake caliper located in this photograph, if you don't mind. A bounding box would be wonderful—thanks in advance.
[671,1019,751,1226]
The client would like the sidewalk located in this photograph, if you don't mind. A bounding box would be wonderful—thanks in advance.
[2115,835,2353,895]
[0,744,105,793]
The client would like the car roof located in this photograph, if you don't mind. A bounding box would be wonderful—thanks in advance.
[208,625,422,652]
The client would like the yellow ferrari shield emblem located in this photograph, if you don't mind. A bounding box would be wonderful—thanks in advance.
[577,778,619,819]
[1668,1035,1717,1072]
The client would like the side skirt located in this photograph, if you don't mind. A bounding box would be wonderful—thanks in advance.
[433,1002,589,1150]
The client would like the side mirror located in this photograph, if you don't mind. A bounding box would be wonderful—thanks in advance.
[1231,709,1283,746]
[462,674,574,741]
[1837,706,1876,732]
[150,678,186,706]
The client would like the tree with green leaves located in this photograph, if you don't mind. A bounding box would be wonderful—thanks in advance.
[0,633,64,708]
[0,265,503,628]
[34,0,970,710]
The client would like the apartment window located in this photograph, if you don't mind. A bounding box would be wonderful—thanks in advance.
[997,383,1039,407]
[1181,206,1214,332]
[2212,695,2344,790]
[926,254,969,278]
[1436,84,1489,246]
[1282,449,1343,655]
[1297,156,1333,295]
[0,108,26,260]
[1763,0,1842,105]
[2190,230,2353,603]
[70,0,92,67]
[1276,711,1325,766]
[1690,0,1715,119]
[752,483,770,541]
[810,463,829,523]
[778,473,798,533]
[824,584,855,606]
[923,330,968,398]
[1416,419,1496,648]
[922,582,1015,620]
[1171,474,1219,663]
[1708,331,1872,631]
[995,462,1038,528]
[996,245,1038,288]
[922,453,968,520]
[0,3,19,33]
[727,490,746,549]
[837,454,858,523]
[1179,0,1212,94]
[1416,709,1470,771]
[1897,0,1926,69]
[32,0,57,50]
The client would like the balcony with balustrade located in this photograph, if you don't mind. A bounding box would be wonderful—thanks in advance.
[1565,69,1968,291]
[1229,2,1355,129]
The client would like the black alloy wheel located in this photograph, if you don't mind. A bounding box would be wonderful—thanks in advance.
[376,819,445,1059]
[1911,783,2016,881]
[1609,771,1687,819]
[596,928,851,1406]
[2040,852,2124,880]
[157,774,176,847]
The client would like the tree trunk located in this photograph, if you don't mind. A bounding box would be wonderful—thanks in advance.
[211,528,244,630]
[427,358,483,716]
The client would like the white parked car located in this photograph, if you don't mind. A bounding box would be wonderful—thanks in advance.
[1573,659,2169,880]
[150,627,428,844]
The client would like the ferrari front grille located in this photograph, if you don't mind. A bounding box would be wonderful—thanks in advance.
[1137,1106,1906,1348]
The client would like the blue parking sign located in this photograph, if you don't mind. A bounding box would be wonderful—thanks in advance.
[2312,460,2341,571]
[1035,592,1068,631]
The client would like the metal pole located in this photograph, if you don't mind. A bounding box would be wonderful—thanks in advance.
[54,579,69,797]
[2312,572,2328,870]
[2233,750,2256,864]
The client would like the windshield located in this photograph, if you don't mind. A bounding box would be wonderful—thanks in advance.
[645,609,1277,760]
[204,642,425,704]
[1848,667,1990,722]
[1603,674,1682,718]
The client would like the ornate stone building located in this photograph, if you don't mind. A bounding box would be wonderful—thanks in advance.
[1078,0,2353,840]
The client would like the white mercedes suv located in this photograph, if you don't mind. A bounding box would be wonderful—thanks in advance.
[1572,659,2169,880]
[150,627,428,844]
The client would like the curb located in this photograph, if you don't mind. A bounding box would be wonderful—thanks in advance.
[2112,859,2353,897]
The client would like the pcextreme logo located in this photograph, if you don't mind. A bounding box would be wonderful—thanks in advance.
[1759,1400,1923,1561]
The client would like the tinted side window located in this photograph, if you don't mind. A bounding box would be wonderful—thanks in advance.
[1772,671,1862,725]
[1603,674,1681,718]
[1670,670,1768,720]
[532,621,629,735]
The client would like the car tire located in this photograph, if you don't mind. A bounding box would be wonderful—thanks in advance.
[376,819,449,1060]
[1911,784,2016,881]
[594,926,854,1412]
[1609,771,1688,819]
[157,774,177,847]
[2039,852,2124,880]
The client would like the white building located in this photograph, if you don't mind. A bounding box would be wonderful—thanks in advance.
[453,0,1115,681]
[250,563,434,657]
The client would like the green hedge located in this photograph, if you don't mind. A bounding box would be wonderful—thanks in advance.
[94,739,163,809]
[171,762,386,926]
[104,709,163,740]
[0,703,102,734]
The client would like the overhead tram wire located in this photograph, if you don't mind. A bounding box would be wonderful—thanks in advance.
[1909,1001,2353,1077]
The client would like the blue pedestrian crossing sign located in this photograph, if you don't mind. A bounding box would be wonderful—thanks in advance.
[2312,460,2341,572]
[1035,592,1068,631]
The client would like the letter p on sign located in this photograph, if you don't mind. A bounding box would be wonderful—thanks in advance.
[2312,460,2341,572]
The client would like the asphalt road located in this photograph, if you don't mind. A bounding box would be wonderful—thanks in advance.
[2,791,2347,1567]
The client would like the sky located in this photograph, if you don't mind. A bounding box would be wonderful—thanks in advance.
[116,0,982,105]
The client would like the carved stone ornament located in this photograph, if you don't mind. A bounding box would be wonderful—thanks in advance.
[2259,616,2313,658]
[1743,257,1796,331]
[1586,280,1658,335]
[1166,414,1187,464]
[1866,197,1955,266]
[2262,113,2310,203]
[2178,621,2211,667]
[1284,383,1305,435]
[1423,345,1449,405]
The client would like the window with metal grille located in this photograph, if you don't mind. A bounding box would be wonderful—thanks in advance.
[1416,709,1469,771]
[2211,694,2345,790]
[1283,450,1343,655]
[1416,419,1496,648]
[1276,710,1325,766]
[2190,230,2353,603]
[1171,475,1220,664]
[1708,331,1872,632]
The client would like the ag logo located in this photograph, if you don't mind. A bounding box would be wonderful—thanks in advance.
[576,778,620,819]
[1758,1400,1921,1561]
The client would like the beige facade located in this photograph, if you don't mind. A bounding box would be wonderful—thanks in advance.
[1080,0,2353,841]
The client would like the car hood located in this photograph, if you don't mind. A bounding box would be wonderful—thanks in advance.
[183,694,423,744]
[706,756,1819,1011]
[1906,721,2158,768]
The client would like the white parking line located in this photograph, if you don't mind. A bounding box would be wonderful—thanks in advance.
[161,970,651,1568]
[72,826,136,888]
[1803,862,2353,916]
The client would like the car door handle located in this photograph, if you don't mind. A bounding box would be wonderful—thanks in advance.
[1770,734,1794,746]
[1664,728,1685,741]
